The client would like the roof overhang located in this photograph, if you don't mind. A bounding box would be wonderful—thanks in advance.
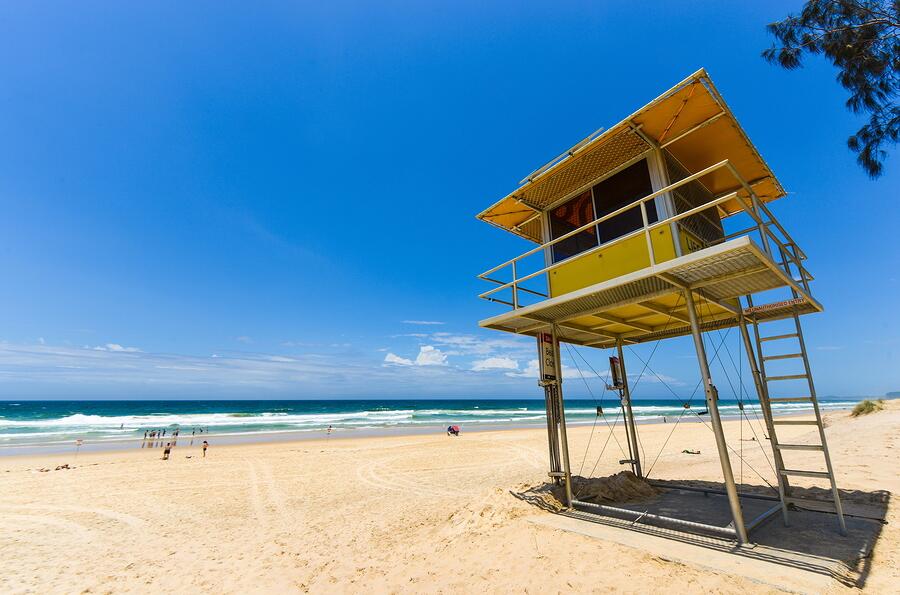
[477,69,785,243]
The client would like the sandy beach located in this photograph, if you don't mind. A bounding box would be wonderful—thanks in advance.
[1,402,897,594]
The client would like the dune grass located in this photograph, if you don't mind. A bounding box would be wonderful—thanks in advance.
[851,399,885,417]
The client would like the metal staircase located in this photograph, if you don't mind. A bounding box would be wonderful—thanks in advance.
[747,295,847,535]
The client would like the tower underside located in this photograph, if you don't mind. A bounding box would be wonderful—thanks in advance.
[484,235,845,543]
[479,236,819,349]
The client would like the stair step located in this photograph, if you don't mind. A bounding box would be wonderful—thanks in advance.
[763,353,803,361]
[760,333,799,342]
[785,496,837,509]
[769,397,812,403]
[776,444,824,451]
[779,469,831,479]
[767,374,808,382]
[773,420,818,425]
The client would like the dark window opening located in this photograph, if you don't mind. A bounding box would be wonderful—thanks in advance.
[593,159,657,243]
[549,189,597,263]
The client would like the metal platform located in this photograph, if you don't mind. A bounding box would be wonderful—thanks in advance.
[479,236,821,349]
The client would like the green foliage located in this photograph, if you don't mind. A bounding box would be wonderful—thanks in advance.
[850,398,885,416]
[763,1,899,177]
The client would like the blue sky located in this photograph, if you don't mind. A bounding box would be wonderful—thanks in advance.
[0,1,896,399]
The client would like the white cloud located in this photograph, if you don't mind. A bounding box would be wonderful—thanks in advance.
[93,343,141,353]
[0,340,552,398]
[429,332,532,356]
[639,372,682,385]
[267,355,297,362]
[402,320,445,326]
[0,340,427,395]
[472,357,518,371]
[106,343,141,353]
[505,359,606,380]
[384,352,414,366]
[506,359,540,378]
[415,345,447,366]
[384,346,449,367]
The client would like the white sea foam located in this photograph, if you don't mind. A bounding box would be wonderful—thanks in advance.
[0,400,859,451]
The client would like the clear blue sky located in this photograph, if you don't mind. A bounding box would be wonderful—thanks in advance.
[0,1,896,399]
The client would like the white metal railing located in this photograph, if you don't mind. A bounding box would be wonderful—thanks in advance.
[478,159,813,309]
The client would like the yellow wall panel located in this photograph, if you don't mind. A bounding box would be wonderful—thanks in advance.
[549,227,687,297]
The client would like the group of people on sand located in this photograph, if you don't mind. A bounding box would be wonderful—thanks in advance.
[140,426,209,461]
[161,439,208,461]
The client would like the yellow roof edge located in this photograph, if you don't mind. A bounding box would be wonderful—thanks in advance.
[477,205,542,243]
[695,69,786,201]
[476,68,711,222]
[477,67,786,225]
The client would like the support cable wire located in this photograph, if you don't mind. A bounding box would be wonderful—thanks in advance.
[572,293,686,484]
[565,348,627,499]
[617,293,685,472]
[562,342,626,499]
[714,304,773,440]
[704,304,777,480]
[581,407,625,495]
[562,342,627,477]
[717,325,775,442]
[688,409,778,493]
[566,343,625,484]
[711,326,777,481]
[705,328,748,488]
[694,301,778,494]
[632,326,735,478]
[637,300,772,483]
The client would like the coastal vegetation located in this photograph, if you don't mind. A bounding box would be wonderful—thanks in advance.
[851,398,886,416]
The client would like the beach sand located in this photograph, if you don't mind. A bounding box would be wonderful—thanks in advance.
[1,402,897,593]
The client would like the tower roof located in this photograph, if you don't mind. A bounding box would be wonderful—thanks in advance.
[477,69,784,243]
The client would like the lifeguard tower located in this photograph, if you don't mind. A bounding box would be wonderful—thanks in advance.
[476,69,845,544]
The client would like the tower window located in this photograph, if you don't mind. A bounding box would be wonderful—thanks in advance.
[548,189,597,263]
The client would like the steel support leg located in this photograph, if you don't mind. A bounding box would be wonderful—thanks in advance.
[616,339,642,478]
[552,325,574,507]
[543,383,561,483]
[683,290,749,544]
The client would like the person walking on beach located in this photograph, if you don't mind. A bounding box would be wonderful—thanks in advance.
[202,440,208,458]
[162,442,172,460]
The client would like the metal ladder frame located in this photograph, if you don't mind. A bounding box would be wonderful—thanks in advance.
[742,245,847,535]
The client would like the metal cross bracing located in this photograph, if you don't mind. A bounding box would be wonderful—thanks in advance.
[535,283,845,545]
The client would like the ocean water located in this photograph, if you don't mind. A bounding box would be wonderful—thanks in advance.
[0,398,859,453]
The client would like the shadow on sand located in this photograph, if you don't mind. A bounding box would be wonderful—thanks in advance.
[512,476,889,589]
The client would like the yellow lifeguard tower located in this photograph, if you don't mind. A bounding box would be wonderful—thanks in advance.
[476,69,845,544]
